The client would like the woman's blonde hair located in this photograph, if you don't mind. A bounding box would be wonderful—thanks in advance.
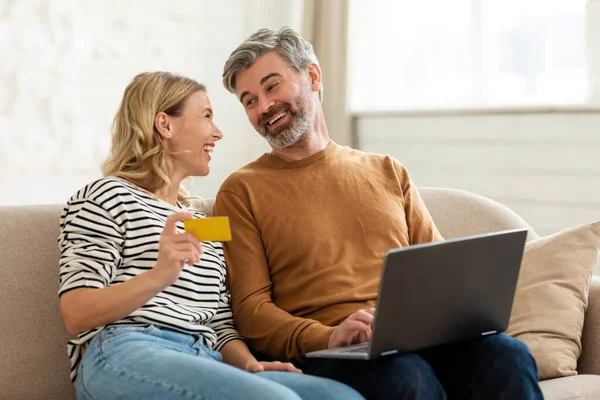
[102,72,206,207]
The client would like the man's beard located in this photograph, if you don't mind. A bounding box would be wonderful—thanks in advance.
[257,95,316,149]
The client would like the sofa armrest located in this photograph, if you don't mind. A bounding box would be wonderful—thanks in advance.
[578,275,600,375]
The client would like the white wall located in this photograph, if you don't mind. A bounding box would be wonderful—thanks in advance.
[0,0,302,206]
[355,108,600,237]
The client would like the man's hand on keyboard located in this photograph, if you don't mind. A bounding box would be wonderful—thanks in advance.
[328,308,375,349]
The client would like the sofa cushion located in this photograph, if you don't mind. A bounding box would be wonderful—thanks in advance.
[539,375,600,400]
[506,221,600,380]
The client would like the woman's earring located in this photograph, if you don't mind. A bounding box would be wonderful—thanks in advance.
[167,131,172,138]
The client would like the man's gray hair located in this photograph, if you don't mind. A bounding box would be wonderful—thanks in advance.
[222,26,323,102]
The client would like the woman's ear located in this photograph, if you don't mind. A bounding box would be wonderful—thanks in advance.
[154,112,172,139]
[307,63,322,93]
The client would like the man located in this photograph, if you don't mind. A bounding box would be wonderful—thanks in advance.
[213,26,543,399]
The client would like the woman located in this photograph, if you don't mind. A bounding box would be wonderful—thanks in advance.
[58,72,364,400]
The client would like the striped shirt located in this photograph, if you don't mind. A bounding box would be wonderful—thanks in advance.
[58,177,241,382]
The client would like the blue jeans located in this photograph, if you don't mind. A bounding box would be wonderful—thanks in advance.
[301,334,543,400]
[75,325,364,400]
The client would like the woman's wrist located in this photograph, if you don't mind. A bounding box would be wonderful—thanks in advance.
[141,267,172,293]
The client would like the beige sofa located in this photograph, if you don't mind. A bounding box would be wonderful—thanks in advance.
[1,187,599,399]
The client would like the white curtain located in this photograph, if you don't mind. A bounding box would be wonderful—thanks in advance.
[302,0,353,147]
[587,0,600,104]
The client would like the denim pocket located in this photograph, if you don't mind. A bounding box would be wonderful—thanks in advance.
[191,337,223,362]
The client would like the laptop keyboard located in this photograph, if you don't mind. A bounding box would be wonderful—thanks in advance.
[339,344,369,353]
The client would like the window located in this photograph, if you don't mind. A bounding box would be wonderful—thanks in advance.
[348,0,588,111]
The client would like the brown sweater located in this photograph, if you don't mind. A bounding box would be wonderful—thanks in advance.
[213,141,443,363]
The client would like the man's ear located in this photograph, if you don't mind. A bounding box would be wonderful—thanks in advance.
[154,112,172,139]
[307,63,322,93]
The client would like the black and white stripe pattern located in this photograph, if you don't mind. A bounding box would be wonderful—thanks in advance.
[58,177,241,382]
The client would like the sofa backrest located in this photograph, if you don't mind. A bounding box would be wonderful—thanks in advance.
[418,187,539,242]
[0,204,74,399]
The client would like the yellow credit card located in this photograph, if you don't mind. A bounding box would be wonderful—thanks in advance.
[184,217,232,242]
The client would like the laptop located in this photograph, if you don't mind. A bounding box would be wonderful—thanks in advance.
[305,228,528,360]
